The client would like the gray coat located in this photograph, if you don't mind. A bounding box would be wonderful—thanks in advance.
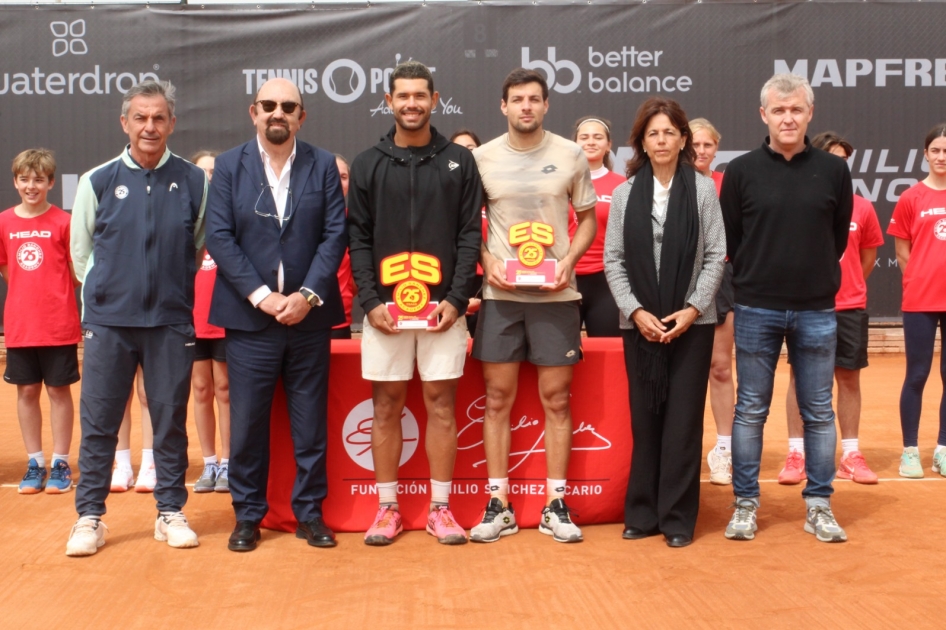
[603,172,726,330]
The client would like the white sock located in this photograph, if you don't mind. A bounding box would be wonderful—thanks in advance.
[841,438,859,457]
[114,449,132,469]
[487,477,509,502]
[376,481,398,507]
[788,438,805,455]
[203,455,218,466]
[220,458,229,468]
[51,452,69,465]
[141,449,154,468]
[716,435,732,454]
[547,478,566,501]
[28,451,45,468]
[935,445,946,455]
[431,479,451,507]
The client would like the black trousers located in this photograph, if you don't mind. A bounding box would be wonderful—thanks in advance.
[577,271,621,337]
[75,323,195,517]
[623,324,714,537]
[226,321,331,524]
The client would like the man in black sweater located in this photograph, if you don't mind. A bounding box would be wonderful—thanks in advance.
[720,73,853,544]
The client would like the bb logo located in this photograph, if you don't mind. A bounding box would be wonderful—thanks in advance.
[16,242,43,271]
[114,185,129,199]
[342,399,419,471]
[521,47,580,94]
[393,279,430,314]
[50,20,88,57]
[935,219,946,241]
[509,221,554,268]
[200,253,217,271]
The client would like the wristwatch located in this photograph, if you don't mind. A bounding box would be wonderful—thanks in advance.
[299,287,321,308]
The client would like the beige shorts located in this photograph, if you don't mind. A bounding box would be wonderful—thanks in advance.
[361,315,469,381]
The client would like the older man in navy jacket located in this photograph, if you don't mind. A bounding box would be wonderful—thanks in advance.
[206,78,347,552]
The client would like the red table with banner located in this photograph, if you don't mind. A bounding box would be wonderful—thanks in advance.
[261,337,631,533]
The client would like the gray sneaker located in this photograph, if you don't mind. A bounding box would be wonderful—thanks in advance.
[193,463,218,493]
[725,501,758,541]
[539,498,583,543]
[805,505,847,543]
[214,464,230,493]
[470,497,518,543]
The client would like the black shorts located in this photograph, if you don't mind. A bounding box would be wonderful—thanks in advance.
[835,309,869,371]
[4,344,80,386]
[194,337,227,363]
[472,299,582,366]
[714,262,734,324]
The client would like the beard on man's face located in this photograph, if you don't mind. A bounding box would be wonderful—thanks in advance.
[265,121,290,145]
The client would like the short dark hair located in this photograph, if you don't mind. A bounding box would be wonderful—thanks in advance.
[449,129,482,148]
[388,61,434,95]
[502,68,548,103]
[625,97,695,179]
[190,150,219,164]
[811,132,853,158]
[924,123,946,151]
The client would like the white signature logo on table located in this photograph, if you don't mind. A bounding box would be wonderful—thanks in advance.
[342,399,419,471]
[457,395,613,472]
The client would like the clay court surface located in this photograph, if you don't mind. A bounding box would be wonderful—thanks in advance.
[0,354,943,629]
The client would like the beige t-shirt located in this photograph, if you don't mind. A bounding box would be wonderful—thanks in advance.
[474,131,596,302]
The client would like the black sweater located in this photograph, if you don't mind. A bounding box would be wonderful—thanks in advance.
[720,139,853,311]
[347,126,483,316]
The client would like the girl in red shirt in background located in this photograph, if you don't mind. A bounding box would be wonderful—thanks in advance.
[332,154,356,339]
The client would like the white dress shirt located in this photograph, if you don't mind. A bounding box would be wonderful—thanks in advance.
[248,137,296,307]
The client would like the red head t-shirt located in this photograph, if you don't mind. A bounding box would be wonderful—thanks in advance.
[836,195,884,311]
[887,182,946,312]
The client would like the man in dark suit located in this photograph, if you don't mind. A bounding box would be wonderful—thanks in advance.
[206,78,347,552]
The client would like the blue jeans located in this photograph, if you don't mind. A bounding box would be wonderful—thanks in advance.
[732,305,837,503]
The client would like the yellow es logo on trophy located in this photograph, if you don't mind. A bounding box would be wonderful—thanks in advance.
[505,220,557,285]
[381,252,441,329]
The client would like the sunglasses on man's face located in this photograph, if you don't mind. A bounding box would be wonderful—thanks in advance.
[255,100,302,115]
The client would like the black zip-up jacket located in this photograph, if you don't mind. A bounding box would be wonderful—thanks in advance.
[348,126,483,316]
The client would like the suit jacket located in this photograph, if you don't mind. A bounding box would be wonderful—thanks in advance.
[206,138,348,332]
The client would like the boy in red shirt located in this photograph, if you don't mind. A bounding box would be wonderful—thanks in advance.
[0,149,81,494]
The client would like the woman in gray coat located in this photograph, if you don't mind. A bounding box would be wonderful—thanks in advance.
[604,97,725,547]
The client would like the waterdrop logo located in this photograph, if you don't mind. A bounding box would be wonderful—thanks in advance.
[51,20,88,57]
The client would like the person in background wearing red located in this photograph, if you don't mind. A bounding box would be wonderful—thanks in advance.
[690,118,734,486]
[570,116,626,337]
[1,149,81,495]
[332,154,356,339]
[887,123,946,479]
[778,133,884,485]
[191,150,232,493]
[449,129,486,337]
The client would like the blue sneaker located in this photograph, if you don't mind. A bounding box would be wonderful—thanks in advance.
[46,460,74,494]
[18,458,48,494]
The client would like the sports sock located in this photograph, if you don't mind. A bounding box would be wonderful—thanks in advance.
[788,438,805,455]
[716,435,732,454]
[547,478,566,502]
[141,449,154,468]
[841,438,859,457]
[376,481,398,509]
[203,455,218,466]
[431,479,451,508]
[28,451,45,468]
[115,449,132,469]
[51,452,69,465]
[487,477,509,505]
[220,458,229,468]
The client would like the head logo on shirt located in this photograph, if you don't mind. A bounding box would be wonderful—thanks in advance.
[935,219,946,241]
[16,242,43,271]
[114,185,129,199]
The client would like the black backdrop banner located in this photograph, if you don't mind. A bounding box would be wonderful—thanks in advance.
[1,2,944,321]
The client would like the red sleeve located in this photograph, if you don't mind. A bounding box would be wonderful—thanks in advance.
[0,215,8,266]
[860,200,885,248]
[887,190,913,239]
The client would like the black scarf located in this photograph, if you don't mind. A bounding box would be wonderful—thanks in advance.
[623,160,699,413]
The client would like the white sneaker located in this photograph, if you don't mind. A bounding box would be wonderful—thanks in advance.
[539,498,583,543]
[110,465,134,492]
[135,464,156,493]
[707,448,733,485]
[154,511,199,548]
[66,516,108,556]
[469,497,518,543]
